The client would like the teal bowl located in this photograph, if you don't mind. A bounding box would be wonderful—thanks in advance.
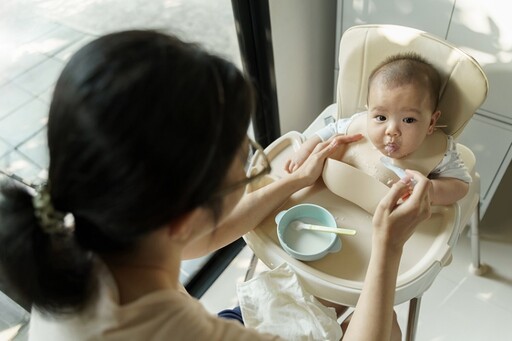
[275,203,341,261]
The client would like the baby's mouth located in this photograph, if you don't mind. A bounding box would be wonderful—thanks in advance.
[384,142,399,155]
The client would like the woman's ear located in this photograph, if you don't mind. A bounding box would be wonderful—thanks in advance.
[428,110,442,134]
[166,209,203,242]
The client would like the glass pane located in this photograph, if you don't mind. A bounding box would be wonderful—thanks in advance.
[0,0,241,186]
[0,0,242,328]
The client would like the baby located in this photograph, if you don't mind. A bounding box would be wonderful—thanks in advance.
[285,53,471,205]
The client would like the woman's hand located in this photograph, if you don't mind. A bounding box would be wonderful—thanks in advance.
[285,134,363,174]
[290,134,363,187]
[372,170,432,252]
[344,170,431,341]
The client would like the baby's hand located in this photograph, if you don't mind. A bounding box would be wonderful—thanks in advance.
[285,134,363,174]
[284,136,322,173]
[290,134,365,186]
[284,149,312,173]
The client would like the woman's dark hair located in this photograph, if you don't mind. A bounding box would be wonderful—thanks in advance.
[0,30,254,313]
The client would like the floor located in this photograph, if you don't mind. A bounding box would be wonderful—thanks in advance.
[1,0,512,340]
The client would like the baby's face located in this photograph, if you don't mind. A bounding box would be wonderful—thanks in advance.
[367,81,439,159]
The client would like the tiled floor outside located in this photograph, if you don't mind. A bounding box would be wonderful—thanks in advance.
[0,0,241,188]
[1,1,512,340]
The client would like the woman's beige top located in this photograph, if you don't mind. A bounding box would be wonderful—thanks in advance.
[28,261,280,341]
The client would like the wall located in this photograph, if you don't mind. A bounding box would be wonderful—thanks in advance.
[269,0,338,134]
[336,0,512,218]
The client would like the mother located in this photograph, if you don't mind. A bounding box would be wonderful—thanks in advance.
[0,30,431,340]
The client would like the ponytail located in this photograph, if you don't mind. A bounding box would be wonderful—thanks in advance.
[0,181,94,313]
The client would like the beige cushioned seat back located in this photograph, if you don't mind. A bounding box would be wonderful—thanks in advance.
[336,24,488,138]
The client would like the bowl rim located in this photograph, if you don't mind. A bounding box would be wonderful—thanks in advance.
[276,203,339,260]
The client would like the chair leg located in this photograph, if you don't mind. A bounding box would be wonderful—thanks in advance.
[406,296,422,341]
[468,204,488,275]
[244,252,259,281]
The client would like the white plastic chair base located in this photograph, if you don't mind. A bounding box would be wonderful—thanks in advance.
[468,202,487,275]
[469,263,489,276]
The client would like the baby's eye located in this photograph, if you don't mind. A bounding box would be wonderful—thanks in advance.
[375,115,387,122]
[403,117,417,123]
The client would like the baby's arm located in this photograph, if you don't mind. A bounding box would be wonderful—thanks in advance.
[285,118,348,173]
[182,135,363,259]
[284,135,322,173]
[429,136,471,205]
[430,178,469,205]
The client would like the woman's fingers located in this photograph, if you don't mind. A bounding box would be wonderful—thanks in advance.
[284,159,293,173]
[380,171,429,209]
[287,134,364,174]
[392,171,432,223]
[333,133,364,144]
[373,172,432,249]
[376,180,411,216]
[312,134,364,159]
[404,172,432,222]
[402,171,430,205]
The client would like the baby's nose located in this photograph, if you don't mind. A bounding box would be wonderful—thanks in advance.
[385,123,400,136]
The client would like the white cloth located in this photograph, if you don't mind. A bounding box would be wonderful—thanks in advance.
[316,111,472,183]
[237,263,342,341]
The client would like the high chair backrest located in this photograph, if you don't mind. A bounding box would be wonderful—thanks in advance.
[336,24,488,138]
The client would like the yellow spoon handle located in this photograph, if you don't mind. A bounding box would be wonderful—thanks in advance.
[302,224,357,236]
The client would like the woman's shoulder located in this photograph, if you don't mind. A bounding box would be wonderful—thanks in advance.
[30,277,278,340]
[30,260,280,340]
[114,292,280,340]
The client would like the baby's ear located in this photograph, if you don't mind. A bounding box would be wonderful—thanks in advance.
[428,110,442,134]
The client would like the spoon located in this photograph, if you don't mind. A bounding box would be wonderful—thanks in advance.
[380,156,407,178]
[380,156,417,186]
[289,220,357,236]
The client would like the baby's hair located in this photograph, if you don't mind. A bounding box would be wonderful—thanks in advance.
[368,52,442,111]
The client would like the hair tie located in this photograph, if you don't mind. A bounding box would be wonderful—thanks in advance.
[32,184,74,235]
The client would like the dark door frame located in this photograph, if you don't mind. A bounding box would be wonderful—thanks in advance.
[186,0,280,298]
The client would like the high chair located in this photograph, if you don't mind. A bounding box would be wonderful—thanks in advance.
[244,24,488,341]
